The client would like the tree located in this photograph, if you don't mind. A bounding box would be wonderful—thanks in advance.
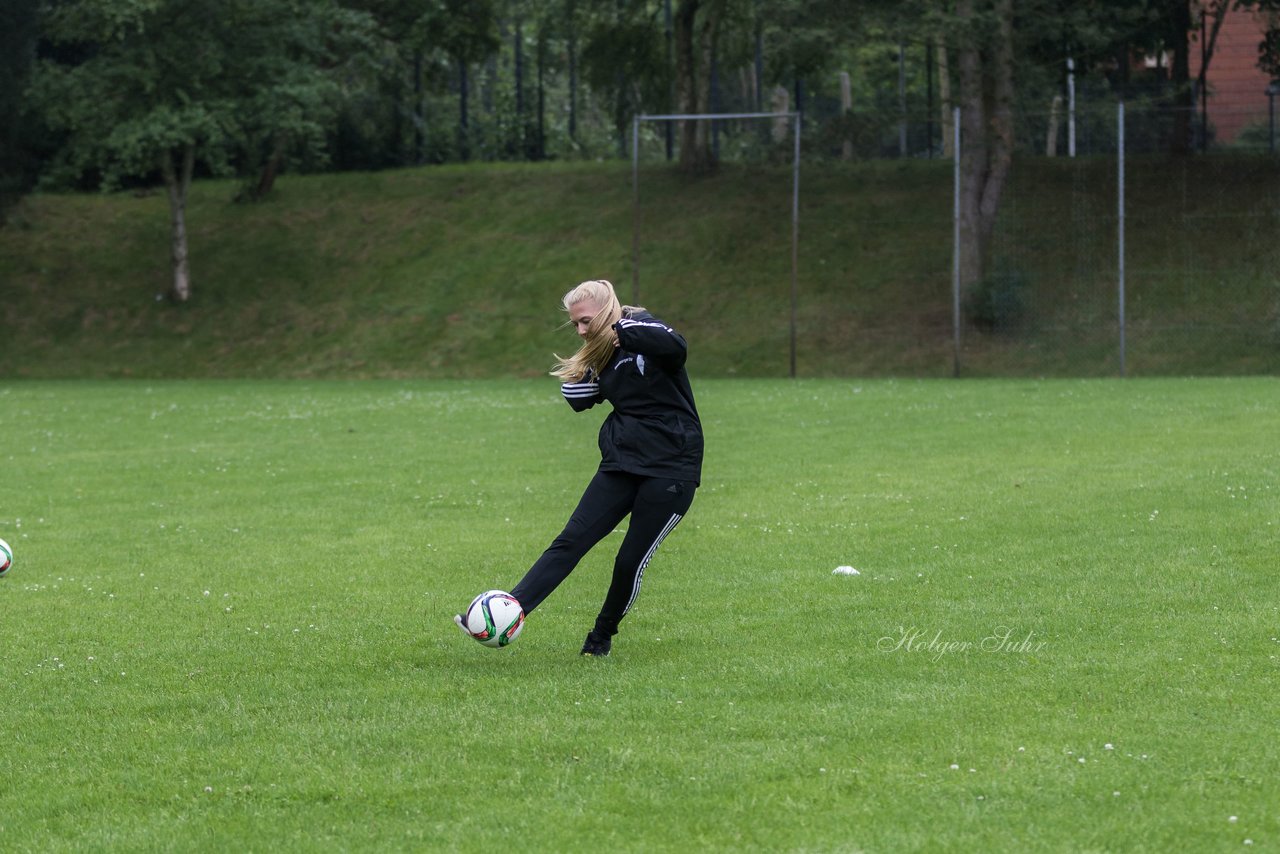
[32,0,374,301]
[1106,0,1229,154]
[232,3,375,200]
[887,0,1194,288]
[760,0,861,86]
[934,0,1015,294]
[0,0,41,220]
[672,0,729,173]
[1262,21,1280,80]
[1241,0,1280,79]
[415,0,501,161]
[578,0,668,157]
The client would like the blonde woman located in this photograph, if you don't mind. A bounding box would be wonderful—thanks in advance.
[458,279,703,656]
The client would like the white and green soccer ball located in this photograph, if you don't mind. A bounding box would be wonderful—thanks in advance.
[459,590,525,648]
[0,538,12,577]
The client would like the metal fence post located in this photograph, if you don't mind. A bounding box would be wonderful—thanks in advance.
[790,112,801,379]
[631,115,641,305]
[1118,101,1127,377]
[952,106,962,378]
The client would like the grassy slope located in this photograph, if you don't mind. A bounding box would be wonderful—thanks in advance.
[1,157,1277,380]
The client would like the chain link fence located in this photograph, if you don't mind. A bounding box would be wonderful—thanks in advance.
[977,101,1278,376]
[636,93,1279,377]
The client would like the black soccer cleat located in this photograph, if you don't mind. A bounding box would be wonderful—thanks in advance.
[580,629,612,657]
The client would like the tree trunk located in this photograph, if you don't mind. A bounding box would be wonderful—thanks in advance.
[568,23,578,142]
[980,0,1014,253]
[955,0,1014,295]
[1170,0,1192,154]
[1197,0,1231,149]
[1046,94,1062,156]
[458,59,470,161]
[673,0,726,174]
[839,70,853,160]
[536,26,546,160]
[514,18,524,158]
[253,133,286,200]
[956,0,986,293]
[160,144,195,303]
[413,49,424,164]
[937,38,953,158]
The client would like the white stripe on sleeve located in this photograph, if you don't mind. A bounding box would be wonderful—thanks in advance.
[561,382,600,399]
[617,318,673,333]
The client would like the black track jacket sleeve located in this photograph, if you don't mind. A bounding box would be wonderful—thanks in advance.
[561,372,603,411]
[613,316,687,369]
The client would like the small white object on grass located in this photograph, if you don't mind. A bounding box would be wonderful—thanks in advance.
[833,565,861,576]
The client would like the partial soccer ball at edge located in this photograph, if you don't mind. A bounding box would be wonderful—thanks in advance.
[462,590,525,648]
[0,538,12,577]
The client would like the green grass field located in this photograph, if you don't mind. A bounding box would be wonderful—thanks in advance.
[2,377,1277,851]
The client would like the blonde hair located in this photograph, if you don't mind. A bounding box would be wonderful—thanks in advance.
[551,279,642,381]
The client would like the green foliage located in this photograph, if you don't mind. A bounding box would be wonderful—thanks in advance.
[31,0,377,192]
[966,267,1029,334]
[13,0,1255,185]
[759,0,862,81]
[580,11,669,135]
[1234,1,1280,78]
[1261,26,1280,80]
[1227,118,1280,152]
[1,378,1278,849]
[0,0,41,218]
[413,0,501,65]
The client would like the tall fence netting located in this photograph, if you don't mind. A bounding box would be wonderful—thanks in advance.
[634,95,1278,376]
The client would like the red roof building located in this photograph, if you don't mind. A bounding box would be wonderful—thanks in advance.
[1189,3,1279,143]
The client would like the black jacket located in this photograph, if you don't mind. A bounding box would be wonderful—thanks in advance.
[560,309,703,484]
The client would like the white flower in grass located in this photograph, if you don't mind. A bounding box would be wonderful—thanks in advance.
[950,764,959,771]
[1104,743,1114,750]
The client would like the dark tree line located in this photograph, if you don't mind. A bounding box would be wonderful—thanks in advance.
[2,0,1277,300]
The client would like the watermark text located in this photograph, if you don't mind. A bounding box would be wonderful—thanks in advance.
[876,626,1047,662]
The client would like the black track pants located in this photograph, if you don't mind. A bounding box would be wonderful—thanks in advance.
[511,470,695,634]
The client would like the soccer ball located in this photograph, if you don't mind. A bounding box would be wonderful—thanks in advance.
[0,538,11,577]
[460,590,525,648]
